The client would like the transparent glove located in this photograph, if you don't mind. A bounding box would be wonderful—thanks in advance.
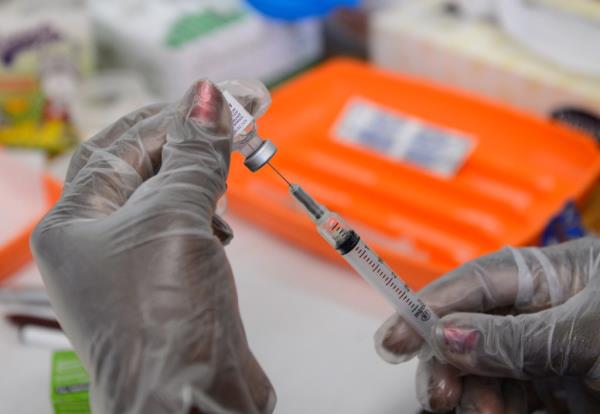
[31,80,276,414]
[374,237,600,413]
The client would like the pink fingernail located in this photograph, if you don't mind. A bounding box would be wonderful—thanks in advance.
[442,327,479,354]
[190,81,222,123]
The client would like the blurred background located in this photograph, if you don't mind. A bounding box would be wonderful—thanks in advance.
[2,0,600,413]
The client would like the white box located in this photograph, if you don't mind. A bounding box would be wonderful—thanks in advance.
[370,0,600,116]
[92,0,323,100]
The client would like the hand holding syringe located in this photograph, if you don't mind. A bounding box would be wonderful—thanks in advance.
[223,86,439,349]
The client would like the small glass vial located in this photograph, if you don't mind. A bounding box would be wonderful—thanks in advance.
[222,90,277,172]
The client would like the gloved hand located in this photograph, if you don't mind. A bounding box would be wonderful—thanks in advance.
[374,238,600,413]
[31,80,275,414]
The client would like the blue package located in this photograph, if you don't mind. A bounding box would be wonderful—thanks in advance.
[541,200,587,246]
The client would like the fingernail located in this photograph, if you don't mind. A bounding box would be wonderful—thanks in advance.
[382,331,407,356]
[375,324,421,363]
[380,325,393,345]
[439,326,479,354]
[375,325,402,364]
[190,81,223,125]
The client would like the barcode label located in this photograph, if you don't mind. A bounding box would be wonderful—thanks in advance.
[334,98,474,177]
[223,91,254,136]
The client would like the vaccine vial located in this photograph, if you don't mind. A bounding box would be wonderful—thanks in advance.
[222,90,277,172]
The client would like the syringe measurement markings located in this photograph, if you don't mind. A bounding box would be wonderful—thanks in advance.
[355,245,424,317]
[291,185,435,325]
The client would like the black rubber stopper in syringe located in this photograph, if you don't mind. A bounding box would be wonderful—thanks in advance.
[336,230,361,255]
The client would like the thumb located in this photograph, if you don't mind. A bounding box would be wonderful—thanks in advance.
[135,80,233,212]
[432,291,600,381]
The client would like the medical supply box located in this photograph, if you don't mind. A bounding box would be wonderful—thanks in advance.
[227,59,600,289]
[370,0,600,117]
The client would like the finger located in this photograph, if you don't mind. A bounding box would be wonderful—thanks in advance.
[562,377,600,413]
[415,358,462,412]
[62,109,173,217]
[187,354,276,414]
[211,214,233,245]
[376,240,598,362]
[374,312,422,363]
[522,381,544,412]
[376,247,522,363]
[432,293,600,379]
[65,80,230,218]
[533,379,570,414]
[135,80,232,216]
[457,376,504,414]
[243,353,277,413]
[65,103,167,183]
[501,380,528,414]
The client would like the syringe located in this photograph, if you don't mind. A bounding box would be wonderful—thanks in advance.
[286,182,439,346]
[219,87,438,346]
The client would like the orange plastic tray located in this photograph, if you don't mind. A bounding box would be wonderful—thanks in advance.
[0,167,62,283]
[228,59,600,289]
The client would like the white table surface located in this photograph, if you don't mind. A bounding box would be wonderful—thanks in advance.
[0,215,421,414]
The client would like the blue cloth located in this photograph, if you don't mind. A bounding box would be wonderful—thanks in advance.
[246,0,359,21]
[541,200,586,246]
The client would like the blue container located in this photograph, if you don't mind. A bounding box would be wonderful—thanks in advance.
[246,0,360,21]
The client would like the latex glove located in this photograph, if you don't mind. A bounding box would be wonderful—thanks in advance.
[374,238,600,413]
[31,80,276,414]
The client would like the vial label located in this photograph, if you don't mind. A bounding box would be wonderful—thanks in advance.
[223,91,254,136]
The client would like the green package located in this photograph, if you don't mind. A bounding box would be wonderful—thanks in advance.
[51,351,90,414]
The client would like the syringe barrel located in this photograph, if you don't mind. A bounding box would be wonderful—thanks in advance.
[315,210,438,345]
[341,239,439,344]
[289,184,439,346]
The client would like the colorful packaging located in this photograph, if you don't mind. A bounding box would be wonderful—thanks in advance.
[51,351,90,414]
[0,0,94,152]
[0,0,94,79]
[0,77,77,152]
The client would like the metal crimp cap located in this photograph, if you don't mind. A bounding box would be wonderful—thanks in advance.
[244,140,277,172]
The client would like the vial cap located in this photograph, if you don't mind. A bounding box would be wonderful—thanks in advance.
[244,140,277,172]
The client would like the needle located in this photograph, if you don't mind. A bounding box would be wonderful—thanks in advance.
[267,161,292,187]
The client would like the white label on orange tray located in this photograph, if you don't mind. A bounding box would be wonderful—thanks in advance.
[333,97,475,178]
